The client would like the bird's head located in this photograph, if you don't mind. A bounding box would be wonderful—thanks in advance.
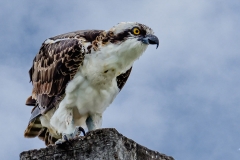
[108,22,159,49]
[91,22,159,73]
[92,22,159,51]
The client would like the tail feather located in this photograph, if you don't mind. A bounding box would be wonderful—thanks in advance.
[24,96,60,146]
[38,127,47,140]
[38,128,59,145]
[24,118,42,138]
[24,118,59,145]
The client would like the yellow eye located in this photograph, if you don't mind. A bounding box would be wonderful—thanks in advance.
[132,27,141,35]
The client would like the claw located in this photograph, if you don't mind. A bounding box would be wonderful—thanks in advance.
[63,134,73,147]
[55,126,86,145]
[74,126,86,137]
[63,134,68,141]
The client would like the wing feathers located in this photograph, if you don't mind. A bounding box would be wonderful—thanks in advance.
[25,96,36,106]
[31,39,85,110]
[50,30,104,42]
[116,67,132,90]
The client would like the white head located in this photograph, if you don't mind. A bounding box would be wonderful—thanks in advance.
[107,22,159,49]
[89,22,159,75]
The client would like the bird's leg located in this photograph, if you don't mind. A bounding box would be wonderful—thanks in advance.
[55,109,85,145]
[86,113,102,131]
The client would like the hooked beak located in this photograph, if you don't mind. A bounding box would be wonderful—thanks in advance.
[138,34,159,49]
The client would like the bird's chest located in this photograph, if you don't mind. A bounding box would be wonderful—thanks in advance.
[65,75,119,115]
[79,53,121,88]
[64,53,120,114]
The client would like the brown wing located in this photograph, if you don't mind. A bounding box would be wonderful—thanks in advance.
[116,67,132,91]
[50,30,103,41]
[24,30,104,142]
[24,29,131,145]
[28,30,104,116]
[30,38,85,115]
[24,39,85,140]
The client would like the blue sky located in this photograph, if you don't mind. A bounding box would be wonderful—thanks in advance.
[0,0,240,159]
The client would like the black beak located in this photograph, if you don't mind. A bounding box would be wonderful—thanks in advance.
[139,34,159,49]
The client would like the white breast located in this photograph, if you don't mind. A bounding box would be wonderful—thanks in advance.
[49,51,120,134]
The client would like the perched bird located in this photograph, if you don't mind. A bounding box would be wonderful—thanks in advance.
[24,22,159,145]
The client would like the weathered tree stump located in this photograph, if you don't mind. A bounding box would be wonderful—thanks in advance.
[20,128,174,160]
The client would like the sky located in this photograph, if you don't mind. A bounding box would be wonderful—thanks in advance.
[0,0,240,159]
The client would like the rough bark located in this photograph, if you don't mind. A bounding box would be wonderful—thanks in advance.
[20,128,174,160]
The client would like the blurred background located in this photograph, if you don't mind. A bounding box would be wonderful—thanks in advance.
[0,0,240,159]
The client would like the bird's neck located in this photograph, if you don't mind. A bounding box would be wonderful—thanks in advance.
[98,39,148,74]
[79,40,147,89]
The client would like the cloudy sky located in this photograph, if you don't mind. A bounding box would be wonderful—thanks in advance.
[1,0,240,159]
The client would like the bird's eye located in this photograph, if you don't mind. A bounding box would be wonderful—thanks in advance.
[132,27,141,35]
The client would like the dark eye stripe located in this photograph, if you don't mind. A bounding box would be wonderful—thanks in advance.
[110,29,130,43]
[110,27,147,44]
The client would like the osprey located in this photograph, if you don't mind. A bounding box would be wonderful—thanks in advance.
[24,22,159,145]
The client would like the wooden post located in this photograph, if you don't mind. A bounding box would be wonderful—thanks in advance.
[20,128,174,160]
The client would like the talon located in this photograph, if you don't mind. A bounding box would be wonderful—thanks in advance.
[55,134,73,146]
[55,126,85,145]
[63,135,68,141]
[73,126,86,137]
[78,126,86,136]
